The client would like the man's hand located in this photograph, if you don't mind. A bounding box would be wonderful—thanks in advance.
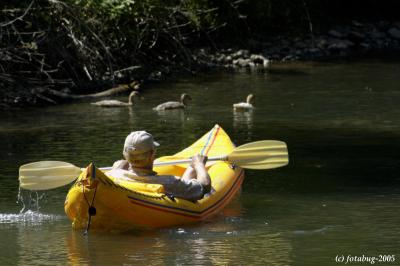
[191,154,208,167]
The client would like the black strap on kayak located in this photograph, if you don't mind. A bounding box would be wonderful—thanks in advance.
[84,163,98,235]
[165,193,176,202]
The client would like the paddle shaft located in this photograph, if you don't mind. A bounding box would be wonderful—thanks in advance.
[98,155,228,171]
[154,155,227,166]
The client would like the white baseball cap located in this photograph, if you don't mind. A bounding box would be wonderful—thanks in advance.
[123,131,160,156]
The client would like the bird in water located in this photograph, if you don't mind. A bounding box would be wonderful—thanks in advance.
[91,91,141,107]
[233,94,255,111]
[153,93,192,111]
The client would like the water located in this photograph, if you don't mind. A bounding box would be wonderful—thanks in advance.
[1,58,399,265]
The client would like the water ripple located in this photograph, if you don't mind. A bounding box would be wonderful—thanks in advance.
[292,225,337,235]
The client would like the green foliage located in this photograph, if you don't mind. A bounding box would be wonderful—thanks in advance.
[1,0,399,102]
[58,0,220,72]
[0,0,221,94]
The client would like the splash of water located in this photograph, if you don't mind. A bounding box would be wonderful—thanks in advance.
[0,187,63,226]
[16,187,47,213]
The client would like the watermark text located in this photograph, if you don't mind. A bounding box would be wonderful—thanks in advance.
[335,255,396,264]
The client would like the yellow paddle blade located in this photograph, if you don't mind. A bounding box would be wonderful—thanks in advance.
[19,161,82,190]
[154,140,288,170]
[228,140,288,169]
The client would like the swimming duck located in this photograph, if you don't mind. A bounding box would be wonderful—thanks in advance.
[233,94,254,111]
[91,91,141,107]
[153,93,192,111]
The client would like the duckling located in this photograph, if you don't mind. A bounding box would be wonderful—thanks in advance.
[233,94,254,111]
[153,93,192,111]
[91,91,141,107]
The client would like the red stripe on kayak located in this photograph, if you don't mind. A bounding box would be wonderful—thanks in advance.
[129,199,200,219]
[204,126,220,156]
[201,170,244,218]
[200,126,216,155]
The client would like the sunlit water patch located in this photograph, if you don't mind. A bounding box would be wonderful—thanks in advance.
[0,210,63,225]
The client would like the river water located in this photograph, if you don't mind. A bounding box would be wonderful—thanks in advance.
[1,58,399,265]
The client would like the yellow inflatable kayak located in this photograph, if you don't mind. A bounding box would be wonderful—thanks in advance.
[64,125,244,230]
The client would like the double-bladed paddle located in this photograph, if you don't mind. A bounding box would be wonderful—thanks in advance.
[19,140,288,191]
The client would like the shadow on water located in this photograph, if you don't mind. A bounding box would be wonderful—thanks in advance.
[244,122,400,194]
[268,62,313,76]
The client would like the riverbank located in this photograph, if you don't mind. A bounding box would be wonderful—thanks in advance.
[2,19,400,109]
[196,20,400,70]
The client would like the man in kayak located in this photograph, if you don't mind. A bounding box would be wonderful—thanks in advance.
[112,131,211,201]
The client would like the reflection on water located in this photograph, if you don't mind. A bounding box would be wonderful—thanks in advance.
[16,222,70,266]
[64,220,293,265]
[233,109,254,142]
[154,109,188,124]
[64,196,293,265]
[0,209,66,266]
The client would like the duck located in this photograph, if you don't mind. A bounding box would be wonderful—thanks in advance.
[91,91,141,107]
[233,94,254,111]
[153,93,192,111]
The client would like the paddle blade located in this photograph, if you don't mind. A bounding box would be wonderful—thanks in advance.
[19,161,82,190]
[228,140,289,169]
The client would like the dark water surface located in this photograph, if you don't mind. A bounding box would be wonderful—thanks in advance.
[1,59,399,265]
